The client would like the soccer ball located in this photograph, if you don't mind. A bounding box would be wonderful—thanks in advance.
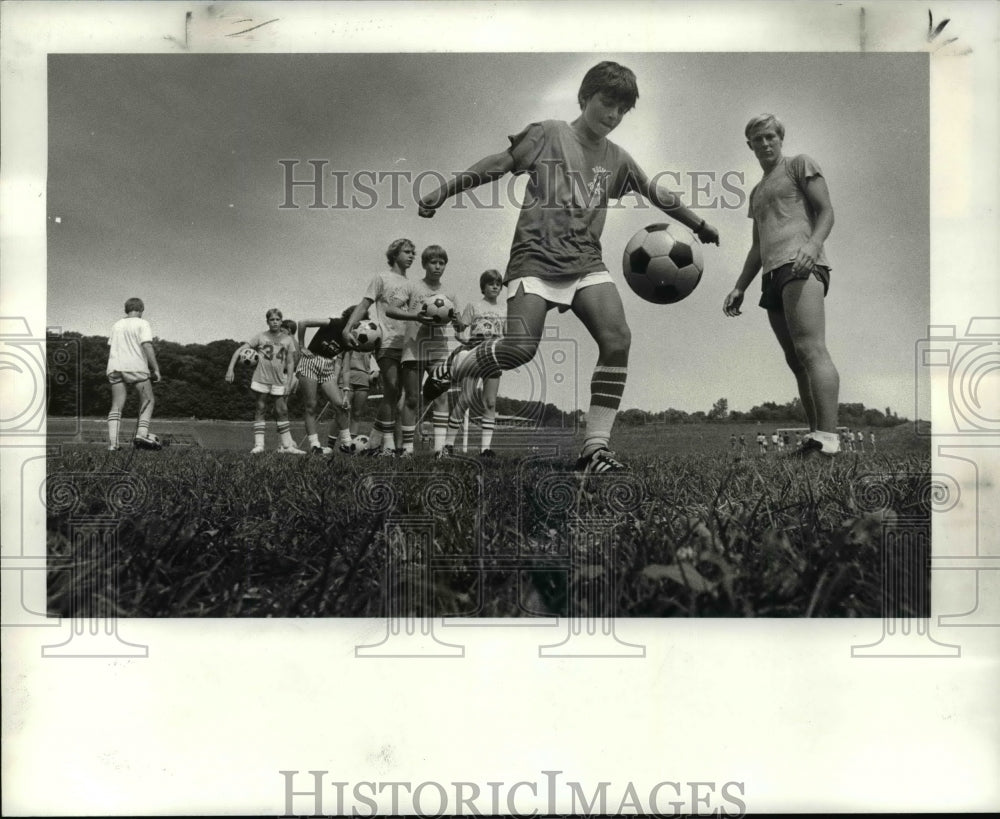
[350,321,382,353]
[340,433,370,455]
[420,295,455,324]
[622,223,704,304]
[238,346,260,365]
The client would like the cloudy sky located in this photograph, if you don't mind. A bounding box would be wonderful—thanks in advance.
[48,51,928,417]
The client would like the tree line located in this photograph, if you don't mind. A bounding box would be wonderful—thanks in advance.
[46,332,907,428]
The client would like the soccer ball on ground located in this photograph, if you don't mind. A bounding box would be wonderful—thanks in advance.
[419,295,455,324]
[622,223,704,304]
[340,433,370,455]
[350,321,382,353]
[238,346,260,365]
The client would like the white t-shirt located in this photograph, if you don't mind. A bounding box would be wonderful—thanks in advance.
[107,316,152,374]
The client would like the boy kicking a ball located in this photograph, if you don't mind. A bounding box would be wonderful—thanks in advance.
[106,297,162,451]
[419,61,719,473]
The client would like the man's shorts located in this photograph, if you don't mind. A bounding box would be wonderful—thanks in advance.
[510,270,615,313]
[251,381,287,396]
[348,370,371,389]
[402,336,450,366]
[107,370,149,385]
[758,263,830,311]
[295,353,338,384]
[376,346,404,365]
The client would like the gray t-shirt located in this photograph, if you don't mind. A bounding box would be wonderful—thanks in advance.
[506,119,643,281]
[748,154,830,274]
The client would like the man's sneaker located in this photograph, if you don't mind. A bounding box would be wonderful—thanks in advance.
[108,445,120,452]
[575,447,626,475]
[277,445,307,455]
[250,445,266,454]
[396,449,413,459]
[133,434,162,451]
[311,445,333,456]
[435,444,455,460]
[479,449,496,459]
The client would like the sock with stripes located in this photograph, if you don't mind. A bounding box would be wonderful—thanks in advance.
[400,424,415,453]
[480,410,496,450]
[253,421,266,449]
[432,410,449,451]
[582,365,627,457]
[277,421,293,448]
[107,410,121,447]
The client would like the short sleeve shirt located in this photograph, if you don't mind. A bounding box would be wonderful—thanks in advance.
[405,278,460,360]
[748,154,830,274]
[307,317,348,359]
[249,330,295,386]
[364,271,414,351]
[506,120,644,281]
[462,297,506,340]
[107,316,153,374]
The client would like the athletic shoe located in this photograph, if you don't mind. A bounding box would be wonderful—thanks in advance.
[311,445,334,456]
[133,434,163,451]
[575,447,626,475]
[250,446,266,454]
[108,445,120,452]
[435,444,455,460]
[479,449,496,459]
[277,445,307,455]
[396,449,413,459]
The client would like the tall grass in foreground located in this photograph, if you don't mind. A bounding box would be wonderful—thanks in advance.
[47,443,931,618]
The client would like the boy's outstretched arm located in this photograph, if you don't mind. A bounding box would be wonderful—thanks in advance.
[638,168,720,245]
[342,299,374,348]
[418,150,515,218]
[724,222,762,317]
[225,343,249,382]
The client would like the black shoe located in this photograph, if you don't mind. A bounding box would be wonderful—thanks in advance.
[479,449,496,459]
[133,434,163,451]
[574,447,625,475]
[435,444,454,460]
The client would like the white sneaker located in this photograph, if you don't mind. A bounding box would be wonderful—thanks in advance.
[311,445,334,456]
[277,445,307,455]
[250,446,266,454]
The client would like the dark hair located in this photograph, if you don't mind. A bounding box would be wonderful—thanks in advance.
[479,269,503,292]
[124,297,144,313]
[386,238,415,267]
[421,244,448,265]
[578,61,639,111]
[265,307,283,320]
[281,318,297,335]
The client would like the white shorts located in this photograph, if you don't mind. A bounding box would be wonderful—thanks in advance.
[510,270,615,312]
[251,381,287,396]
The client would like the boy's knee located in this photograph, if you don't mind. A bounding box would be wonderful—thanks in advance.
[597,324,631,357]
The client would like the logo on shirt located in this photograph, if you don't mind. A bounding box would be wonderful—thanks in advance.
[588,165,610,199]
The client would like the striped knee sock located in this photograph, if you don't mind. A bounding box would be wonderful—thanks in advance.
[480,410,496,450]
[582,365,627,456]
[400,424,416,453]
[107,411,121,447]
[432,411,448,450]
[253,421,266,448]
[136,418,150,439]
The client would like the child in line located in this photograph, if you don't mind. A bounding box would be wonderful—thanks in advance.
[419,61,719,474]
[397,244,464,456]
[438,269,507,458]
[340,346,378,439]
[225,308,302,455]
[106,297,162,451]
[343,238,417,457]
[295,306,358,455]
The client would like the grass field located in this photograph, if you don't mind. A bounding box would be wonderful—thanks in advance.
[46,417,931,618]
